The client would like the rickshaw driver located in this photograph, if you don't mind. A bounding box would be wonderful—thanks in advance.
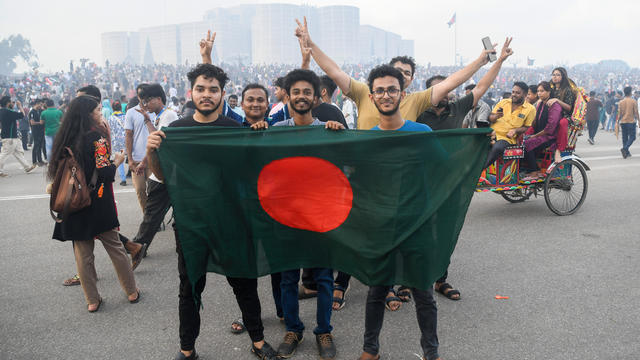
[484,81,536,168]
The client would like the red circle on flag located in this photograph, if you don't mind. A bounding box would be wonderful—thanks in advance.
[257,156,353,233]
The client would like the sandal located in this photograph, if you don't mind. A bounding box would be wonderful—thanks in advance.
[385,290,402,311]
[332,284,349,311]
[63,274,81,286]
[129,289,141,303]
[131,243,147,271]
[88,297,102,313]
[230,318,246,334]
[435,282,461,300]
[396,286,412,302]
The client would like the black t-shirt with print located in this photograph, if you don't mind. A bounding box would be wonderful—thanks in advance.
[168,114,240,128]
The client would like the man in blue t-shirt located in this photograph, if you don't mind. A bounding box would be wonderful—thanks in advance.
[362,65,440,360]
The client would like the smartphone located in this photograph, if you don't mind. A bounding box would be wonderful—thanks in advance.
[482,37,497,62]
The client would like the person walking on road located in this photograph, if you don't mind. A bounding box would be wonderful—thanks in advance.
[48,95,140,312]
[616,86,639,158]
[0,96,37,177]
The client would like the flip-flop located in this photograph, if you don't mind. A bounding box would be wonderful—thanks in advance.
[131,243,147,271]
[332,284,349,311]
[385,290,402,311]
[129,289,141,304]
[63,274,81,286]
[230,318,245,334]
[396,286,412,303]
[88,297,102,313]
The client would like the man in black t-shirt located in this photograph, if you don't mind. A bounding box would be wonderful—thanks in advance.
[147,62,278,360]
[29,99,46,165]
[0,96,37,177]
[311,75,348,128]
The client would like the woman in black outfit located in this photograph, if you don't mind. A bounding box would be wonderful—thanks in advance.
[48,95,139,312]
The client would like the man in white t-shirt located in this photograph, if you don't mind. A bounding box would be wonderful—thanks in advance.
[125,84,155,211]
[130,83,178,262]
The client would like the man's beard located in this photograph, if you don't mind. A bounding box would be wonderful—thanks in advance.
[291,100,312,115]
[195,99,221,116]
[374,99,400,116]
[512,97,524,105]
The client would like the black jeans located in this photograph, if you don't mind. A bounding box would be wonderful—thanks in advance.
[436,269,448,284]
[19,130,29,150]
[226,277,265,343]
[364,285,439,359]
[176,229,207,352]
[32,132,45,163]
[133,179,171,249]
[587,119,599,140]
[484,140,510,168]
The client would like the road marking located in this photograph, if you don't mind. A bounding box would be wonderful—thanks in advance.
[580,155,629,161]
[590,163,640,171]
[0,189,136,202]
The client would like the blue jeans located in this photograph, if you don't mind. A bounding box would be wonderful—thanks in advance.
[280,268,333,335]
[621,123,637,152]
[45,135,54,161]
[117,163,127,182]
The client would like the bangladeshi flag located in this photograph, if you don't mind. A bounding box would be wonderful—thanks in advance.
[158,126,490,290]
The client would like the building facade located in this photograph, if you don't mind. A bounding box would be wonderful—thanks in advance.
[101,4,414,66]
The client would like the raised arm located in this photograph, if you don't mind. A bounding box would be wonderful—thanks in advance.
[200,30,216,65]
[471,38,513,107]
[295,17,351,95]
[298,36,311,70]
[431,46,497,106]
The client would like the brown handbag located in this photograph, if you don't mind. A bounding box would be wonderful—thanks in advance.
[49,147,97,223]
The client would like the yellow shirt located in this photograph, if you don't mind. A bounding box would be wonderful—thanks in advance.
[490,99,536,144]
[348,78,433,130]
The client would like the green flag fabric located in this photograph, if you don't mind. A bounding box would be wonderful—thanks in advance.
[158,126,490,290]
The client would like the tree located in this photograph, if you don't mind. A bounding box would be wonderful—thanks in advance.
[0,34,39,75]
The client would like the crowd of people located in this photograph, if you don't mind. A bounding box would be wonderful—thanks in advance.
[1,19,639,360]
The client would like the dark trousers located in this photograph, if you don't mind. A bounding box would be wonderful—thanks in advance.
[32,132,45,163]
[176,229,207,352]
[226,277,265,343]
[133,179,171,248]
[334,271,351,290]
[524,140,554,172]
[304,269,352,290]
[19,130,29,150]
[364,285,439,359]
[484,140,510,168]
[587,120,599,140]
[436,270,448,284]
[621,123,637,152]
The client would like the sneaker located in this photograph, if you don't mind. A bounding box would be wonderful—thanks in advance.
[0,172,8,178]
[251,342,278,360]
[25,164,37,173]
[621,148,628,159]
[277,332,303,358]
[316,333,336,359]
[587,138,594,145]
[120,180,127,186]
[174,349,198,360]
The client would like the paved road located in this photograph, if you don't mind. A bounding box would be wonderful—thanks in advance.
[1,129,638,360]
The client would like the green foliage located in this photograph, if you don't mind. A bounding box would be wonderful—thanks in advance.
[0,34,39,75]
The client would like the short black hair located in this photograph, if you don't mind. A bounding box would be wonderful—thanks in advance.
[0,96,11,107]
[389,56,416,77]
[142,83,167,104]
[136,83,148,94]
[229,94,238,100]
[320,75,337,99]
[187,63,229,90]
[77,85,101,100]
[274,77,285,88]
[502,92,512,99]
[425,75,446,89]
[45,99,55,107]
[528,84,538,94]
[112,100,121,111]
[464,84,476,91]
[367,65,404,93]
[624,86,632,96]
[283,69,320,97]
[589,91,596,97]
[242,83,269,100]
[513,82,529,94]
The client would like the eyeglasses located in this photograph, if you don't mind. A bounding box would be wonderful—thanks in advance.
[372,87,401,98]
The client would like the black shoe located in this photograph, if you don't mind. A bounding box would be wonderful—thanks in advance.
[251,342,278,360]
[120,180,127,186]
[622,148,628,159]
[316,333,336,359]
[587,138,594,145]
[277,332,303,358]
[174,349,198,360]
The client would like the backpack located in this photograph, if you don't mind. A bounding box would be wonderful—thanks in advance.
[49,147,97,223]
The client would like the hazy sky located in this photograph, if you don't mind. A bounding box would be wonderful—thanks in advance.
[1,0,639,73]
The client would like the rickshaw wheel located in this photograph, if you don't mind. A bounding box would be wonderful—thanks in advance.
[544,159,588,216]
[500,189,529,203]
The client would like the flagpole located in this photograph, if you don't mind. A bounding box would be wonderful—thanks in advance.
[454,13,458,66]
